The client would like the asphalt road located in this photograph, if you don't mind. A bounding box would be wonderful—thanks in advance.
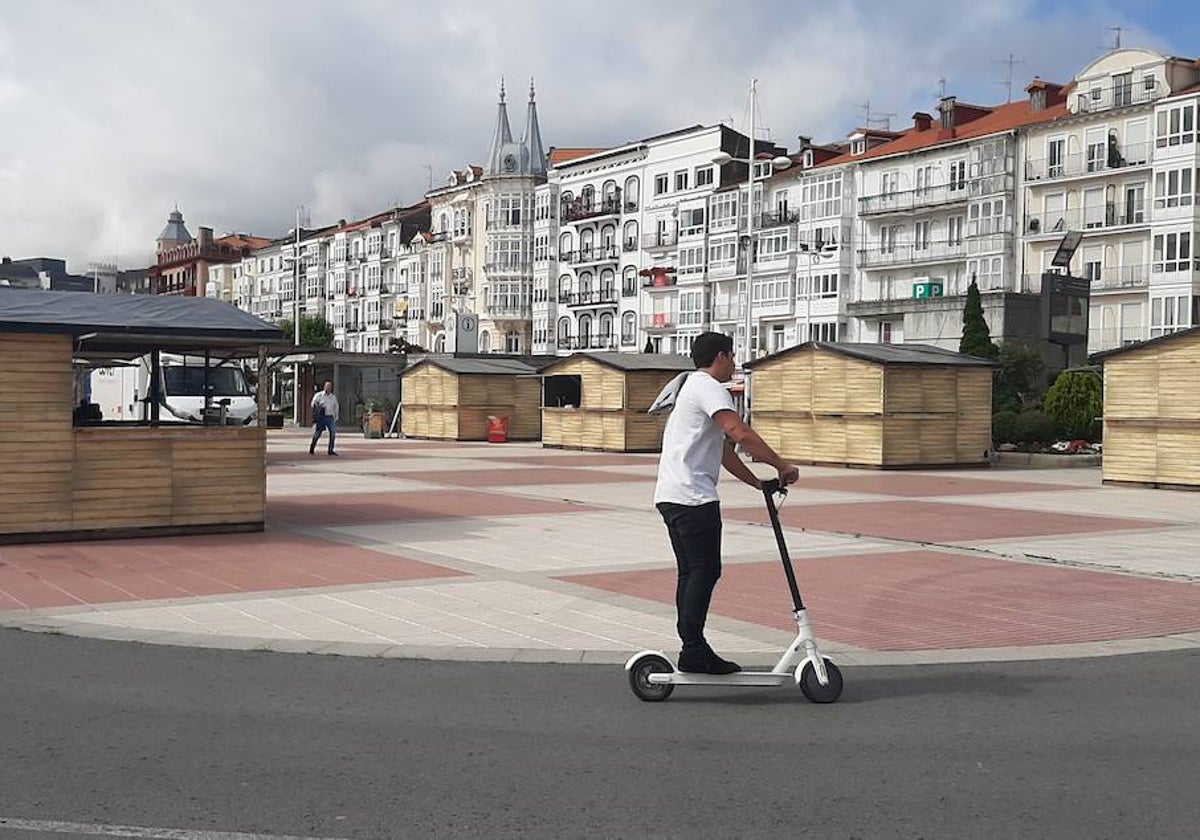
[1,628,1197,840]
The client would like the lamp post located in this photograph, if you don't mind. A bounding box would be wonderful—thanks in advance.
[712,79,792,418]
[797,242,838,343]
[292,207,302,426]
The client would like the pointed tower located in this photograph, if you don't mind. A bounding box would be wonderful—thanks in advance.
[156,208,193,254]
[485,79,516,177]
[521,78,547,178]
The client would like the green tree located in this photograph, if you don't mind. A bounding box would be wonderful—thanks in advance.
[1043,369,1103,440]
[993,342,1046,413]
[959,279,999,360]
[277,315,335,348]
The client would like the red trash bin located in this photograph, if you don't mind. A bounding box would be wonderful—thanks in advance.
[486,415,509,443]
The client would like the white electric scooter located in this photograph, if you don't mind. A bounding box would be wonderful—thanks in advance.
[626,478,844,703]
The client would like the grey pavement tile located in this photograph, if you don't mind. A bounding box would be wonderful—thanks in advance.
[976,529,1200,579]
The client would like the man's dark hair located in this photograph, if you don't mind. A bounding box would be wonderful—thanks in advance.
[690,331,734,368]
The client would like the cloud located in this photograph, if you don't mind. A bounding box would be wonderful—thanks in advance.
[0,0,1187,270]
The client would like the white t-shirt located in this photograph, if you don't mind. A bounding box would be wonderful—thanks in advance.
[311,391,339,423]
[654,370,736,506]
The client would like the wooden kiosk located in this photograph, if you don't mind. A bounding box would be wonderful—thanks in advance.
[745,342,994,468]
[401,356,542,441]
[540,352,693,452]
[0,288,286,543]
[1092,328,1200,488]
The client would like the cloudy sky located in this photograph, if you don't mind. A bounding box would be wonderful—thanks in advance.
[1,0,1195,270]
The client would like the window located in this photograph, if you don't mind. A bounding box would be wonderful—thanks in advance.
[881,171,899,196]
[752,277,790,306]
[709,193,739,232]
[915,165,933,193]
[969,256,1004,289]
[708,240,738,271]
[679,207,706,237]
[534,234,549,262]
[1153,232,1194,273]
[812,322,838,342]
[694,167,714,188]
[1047,138,1066,177]
[1155,167,1197,208]
[1156,104,1196,148]
[622,268,638,296]
[675,170,689,191]
[678,245,705,276]
[800,172,842,221]
[654,174,669,195]
[949,160,967,192]
[809,272,839,298]
[1113,72,1133,108]
[948,215,964,245]
[1150,294,1191,339]
[969,199,1006,237]
[680,290,704,326]
[880,322,893,344]
[914,220,932,251]
[756,229,789,262]
[621,311,636,344]
[851,139,866,155]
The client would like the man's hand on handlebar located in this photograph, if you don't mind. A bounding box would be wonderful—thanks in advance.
[777,464,799,487]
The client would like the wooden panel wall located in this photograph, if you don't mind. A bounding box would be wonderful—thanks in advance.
[0,334,74,533]
[401,368,541,441]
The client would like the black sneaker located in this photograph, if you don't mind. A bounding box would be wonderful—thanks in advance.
[678,648,741,674]
[328,451,339,456]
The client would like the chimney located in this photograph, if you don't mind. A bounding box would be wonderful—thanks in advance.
[1027,78,1048,112]
[2,257,10,265]
[938,96,956,131]
[796,135,812,150]
[912,112,933,131]
[198,226,214,246]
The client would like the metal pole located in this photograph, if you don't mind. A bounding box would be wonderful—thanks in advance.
[292,206,302,426]
[804,252,813,343]
[743,78,757,367]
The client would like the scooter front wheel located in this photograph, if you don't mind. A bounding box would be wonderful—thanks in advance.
[799,658,843,704]
[628,654,675,702]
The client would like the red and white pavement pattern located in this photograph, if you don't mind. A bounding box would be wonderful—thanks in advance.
[2,432,1199,664]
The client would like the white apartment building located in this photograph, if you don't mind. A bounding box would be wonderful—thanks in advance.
[533,124,787,358]
[1019,47,1200,352]
[401,82,546,354]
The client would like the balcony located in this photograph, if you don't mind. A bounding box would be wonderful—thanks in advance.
[569,336,618,351]
[562,192,622,223]
[1024,202,1147,236]
[566,289,618,308]
[710,304,742,322]
[1089,325,1147,352]
[758,210,800,228]
[483,261,533,276]
[642,230,678,250]
[1091,264,1150,292]
[1073,80,1163,114]
[642,274,678,291]
[564,246,619,267]
[858,241,968,268]
[1025,142,1151,182]
[859,183,969,216]
[485,303,533,320]
[641,312,678,331]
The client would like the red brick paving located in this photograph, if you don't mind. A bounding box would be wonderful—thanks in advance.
[790,474,1075,497]
[564,550,1200,649]
[0,531,464,610]
[399,467,654,487]
[724,500,1165,543]
[268,490,598,526]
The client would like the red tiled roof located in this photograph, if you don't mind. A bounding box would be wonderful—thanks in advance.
[216,234,272,251]
[549,147,607,165]
[816,95,1070,169]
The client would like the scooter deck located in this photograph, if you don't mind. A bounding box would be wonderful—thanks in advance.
[649,671,793,687]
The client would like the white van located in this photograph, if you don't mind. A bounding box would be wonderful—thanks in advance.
[88,354,257,425]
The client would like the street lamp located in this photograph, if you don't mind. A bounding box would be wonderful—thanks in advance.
[711,80,791,419]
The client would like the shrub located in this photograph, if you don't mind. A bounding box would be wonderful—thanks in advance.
[1044,370,1103,441]
[991,410,1018,445]
[1012,409,1058,445]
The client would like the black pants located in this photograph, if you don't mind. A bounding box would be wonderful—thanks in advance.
[656,501,722,652]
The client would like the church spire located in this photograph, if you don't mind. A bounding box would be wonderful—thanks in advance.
[486,78,515,177]
[522,77,547,177]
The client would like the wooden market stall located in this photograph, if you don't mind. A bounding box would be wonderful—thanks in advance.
[540,352,694,452]
[1092,328,1200,488]
[401,356,543,441]
[745,342,994,468]
[0,288,286,543]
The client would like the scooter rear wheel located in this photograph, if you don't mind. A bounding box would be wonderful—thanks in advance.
[629,654,675,702]
[799,658,843,704]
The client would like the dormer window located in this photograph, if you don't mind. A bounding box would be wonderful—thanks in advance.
[851,139,866,156]
[802,150,814,168]
[1144,75,1157,92]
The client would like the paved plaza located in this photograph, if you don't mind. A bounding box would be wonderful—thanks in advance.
[2,431,1200,666]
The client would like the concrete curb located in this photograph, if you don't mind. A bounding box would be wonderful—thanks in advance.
[989,451,1102,468]
[6,613,1198,668]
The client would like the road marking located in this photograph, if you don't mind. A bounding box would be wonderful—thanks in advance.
[0,817,355,840]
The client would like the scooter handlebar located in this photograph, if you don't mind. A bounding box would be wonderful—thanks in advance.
[761,478,786,497]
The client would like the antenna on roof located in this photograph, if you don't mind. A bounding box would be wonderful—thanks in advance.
[992,53,1025,103]
[1107,24,1124,50]
[856,100,896,132]
[936,78,948,99]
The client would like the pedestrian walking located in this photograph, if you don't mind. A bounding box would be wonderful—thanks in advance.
[309,381,339,456]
